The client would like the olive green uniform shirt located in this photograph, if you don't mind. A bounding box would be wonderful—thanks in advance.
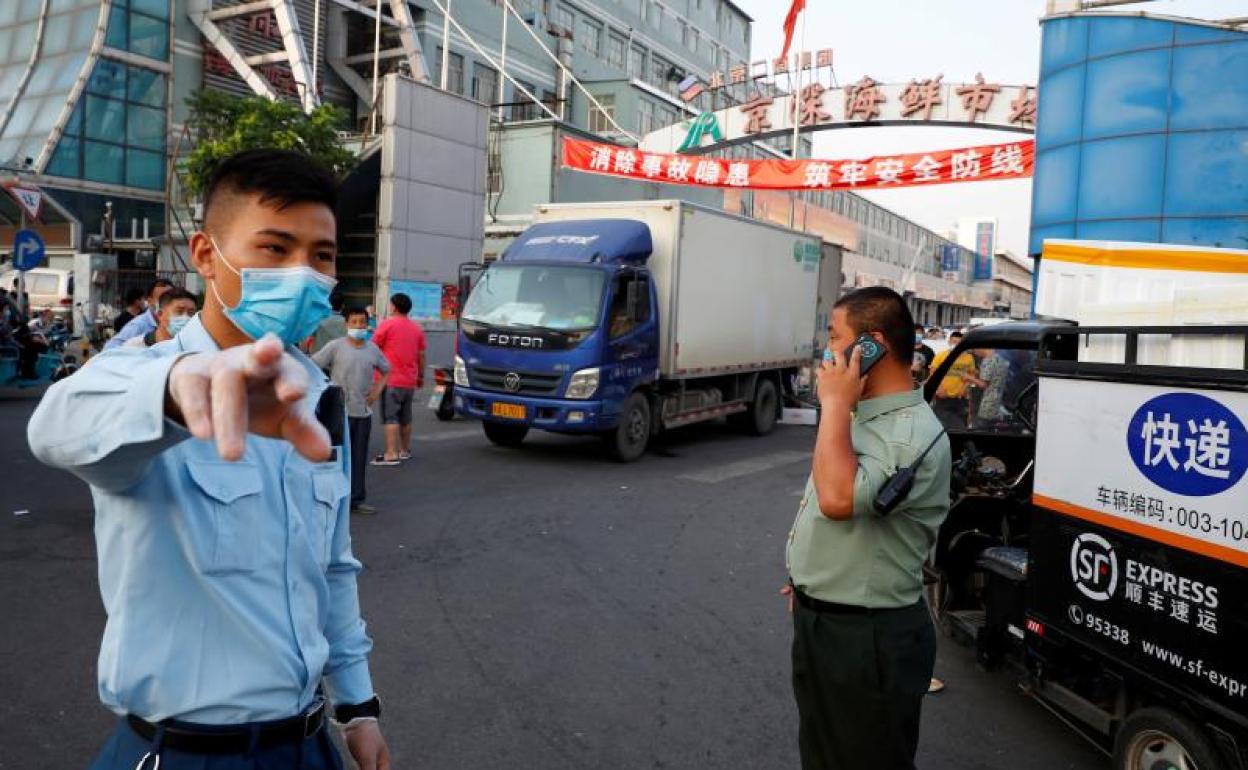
[786,389,952,608]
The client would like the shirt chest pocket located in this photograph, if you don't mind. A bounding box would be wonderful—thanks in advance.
[185,460,264,575]
[307,467,350,565]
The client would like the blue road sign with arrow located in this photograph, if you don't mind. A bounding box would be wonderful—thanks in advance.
[13,229,45,271]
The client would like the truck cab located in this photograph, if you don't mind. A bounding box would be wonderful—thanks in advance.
[454,219,659,458]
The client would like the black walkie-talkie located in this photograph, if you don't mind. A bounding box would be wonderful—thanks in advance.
[873,430,947,516]
[315,385,345,462]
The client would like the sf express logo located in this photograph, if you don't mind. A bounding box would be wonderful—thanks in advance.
[1070,533,1118,602]
[1127,392,1247,497]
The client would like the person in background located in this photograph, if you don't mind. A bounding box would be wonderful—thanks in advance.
[124,288,198,349]
[371,292,425,466]
[105,278,174,350]
[929,331,984,428]
[785,287,951,770]
[973,347,1010,428]
[913,323,936,373]
[307,289,347,353]
[113,288,146,333]
[27,148,389,770]
[27,308,55,340]
[313,306,390,515]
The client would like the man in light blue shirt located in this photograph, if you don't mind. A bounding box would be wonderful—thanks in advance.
[28,149,390,770]
[104,278,174,350]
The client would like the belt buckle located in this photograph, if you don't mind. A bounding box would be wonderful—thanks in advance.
[303,702,323,739]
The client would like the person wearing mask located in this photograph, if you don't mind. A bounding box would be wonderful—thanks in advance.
[27,148,389,770]
[784,287,951,770]
[912,323,936,373]
[114,288,146,333]
[124,288,198,349]
[313,306,391,515]
[928,331,984,429]
[371,292,425,466]
[307,290,347,353]
[106,278,174,350]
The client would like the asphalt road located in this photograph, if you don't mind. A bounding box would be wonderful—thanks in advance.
[0,386,1107,769]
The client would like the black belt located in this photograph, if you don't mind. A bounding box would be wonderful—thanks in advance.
[126,701,326,755]
[791,585,915,616]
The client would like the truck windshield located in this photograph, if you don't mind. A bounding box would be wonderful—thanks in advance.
[462,264,606,331]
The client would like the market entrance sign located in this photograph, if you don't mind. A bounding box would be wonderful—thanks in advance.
[564,137,1033,191]
[642,75,1036,155]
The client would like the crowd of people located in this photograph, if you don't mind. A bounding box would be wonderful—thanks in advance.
[910,323,1030,432]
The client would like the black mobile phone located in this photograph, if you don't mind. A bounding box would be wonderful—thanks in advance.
[846,333,886,376]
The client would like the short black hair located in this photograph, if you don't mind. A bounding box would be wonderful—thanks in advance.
[124,287,146,305]
[202,148,337,230]
[330,290,345,312]
[149,278,174,298]
[832,287,916,365]
[390,292,412,315]
[158,287,196,310]
[344,305,370,322]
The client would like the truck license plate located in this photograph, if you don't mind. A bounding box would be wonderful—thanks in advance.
[491,402,526,420]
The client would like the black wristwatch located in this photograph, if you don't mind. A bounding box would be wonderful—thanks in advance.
[335,695,381,723]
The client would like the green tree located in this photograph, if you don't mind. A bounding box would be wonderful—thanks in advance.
[181,90,358,196]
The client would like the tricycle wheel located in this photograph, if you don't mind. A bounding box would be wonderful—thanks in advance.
[435,392,455,421]
[1113,707,1226,770]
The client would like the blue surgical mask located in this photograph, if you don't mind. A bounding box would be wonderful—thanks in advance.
[209,238,337,346]
[167,314,191,337]
[346,328,369,341]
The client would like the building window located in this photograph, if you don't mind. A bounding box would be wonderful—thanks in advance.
[511,80,540,120]
[629,45,646,80]
[646,1,661,26]
[105,1,170,61]
[553,4,574,32]
[657,106,676,128]
[606,34,626,70]
[579,19,601,56]
[636,98,654,134]
[436,48,464,94]
[47,60,168,191]
[472,64,498,105]
[650,55,669,89]
[588,93,616,134]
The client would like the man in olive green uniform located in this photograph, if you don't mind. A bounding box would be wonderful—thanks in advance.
[785,287,951,770]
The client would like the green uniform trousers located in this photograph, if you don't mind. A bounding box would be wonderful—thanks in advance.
[791,598,936,770]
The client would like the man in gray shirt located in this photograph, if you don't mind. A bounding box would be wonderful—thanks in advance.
[313,306,390,514]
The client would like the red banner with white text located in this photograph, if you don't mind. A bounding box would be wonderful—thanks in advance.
[562,137,1033,191]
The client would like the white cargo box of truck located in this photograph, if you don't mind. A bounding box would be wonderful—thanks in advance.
[533,200,821,378]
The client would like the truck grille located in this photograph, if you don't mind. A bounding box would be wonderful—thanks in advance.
[471,366,562,397]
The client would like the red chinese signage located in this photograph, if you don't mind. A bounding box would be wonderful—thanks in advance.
[563,137,1034,192]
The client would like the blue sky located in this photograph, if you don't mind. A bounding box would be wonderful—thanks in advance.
[728,0,1242,255]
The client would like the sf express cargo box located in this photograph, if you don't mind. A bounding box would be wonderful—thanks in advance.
[1036,240,1248,368]
[533,200,820,379]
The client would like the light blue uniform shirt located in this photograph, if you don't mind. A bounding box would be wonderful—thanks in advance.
[105,308,159,350]
[27,315,374,724]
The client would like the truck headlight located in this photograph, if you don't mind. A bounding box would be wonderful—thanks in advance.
[454,355,469,387]
[565,367,599,399]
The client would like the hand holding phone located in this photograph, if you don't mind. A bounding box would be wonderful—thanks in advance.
[836,333,885,376]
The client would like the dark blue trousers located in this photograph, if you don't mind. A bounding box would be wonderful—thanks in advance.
[88,718,345,770]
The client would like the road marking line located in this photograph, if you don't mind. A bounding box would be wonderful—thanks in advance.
[677,450,810,484]
[415,428,481,442]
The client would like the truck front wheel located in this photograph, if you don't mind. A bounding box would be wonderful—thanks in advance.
[606,392,651,462]
[483,421,528,448]
[1112,707,1226,770]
